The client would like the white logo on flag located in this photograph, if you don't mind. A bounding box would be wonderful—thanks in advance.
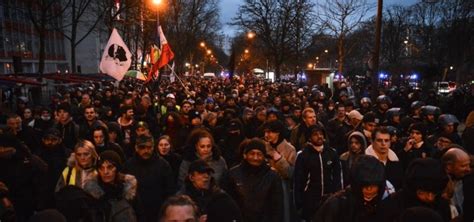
[100,28,132,81]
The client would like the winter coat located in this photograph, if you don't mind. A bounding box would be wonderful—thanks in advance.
[397,140,433,171]
[123,154,175,222]
[0,139,48,222]
[326,117,352,154]
[55,153,98,192]
[160,152,182,183]
[365,145,404,190]
[462,126,474,155]
[340,131,368,187]
[178,148,227,189]
[293,143,343,220]
[314,155,386,222]
[221,162,284,222]
[55,119,80,150]
[37,144,70,208]
[84,174,140,222]
[178,179,242,222]
[267,138,297,222]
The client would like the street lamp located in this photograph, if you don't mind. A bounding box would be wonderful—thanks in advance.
[449,66,454,70]
[206,49,212,55]
[247,32,255,39]
[200,42,206,48]
[324,49,328,53]
[244,49,249,54]
[307,63,314,69]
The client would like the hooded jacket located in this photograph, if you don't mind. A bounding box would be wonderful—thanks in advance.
[340,131,367,187]
[313,155,386,222]
[84,174,139,222]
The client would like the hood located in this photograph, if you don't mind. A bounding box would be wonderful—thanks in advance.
[347,131,368,152]
[350,155,386,204]
[85,174,137,201]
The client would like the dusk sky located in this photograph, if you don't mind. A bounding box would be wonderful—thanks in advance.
[219,0,419,37]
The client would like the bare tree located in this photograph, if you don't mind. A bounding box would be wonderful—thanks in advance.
[234,0,315,79]
[317,0,374,73]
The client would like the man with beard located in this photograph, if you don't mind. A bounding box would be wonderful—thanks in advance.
[123,134,175,222]
[294,125,343,221]
[178,160,241,222]
[380,158,451,222]
[222,138,284,222]
[314,155,387,222]
[54,103,79,151]
[36,128,70,208]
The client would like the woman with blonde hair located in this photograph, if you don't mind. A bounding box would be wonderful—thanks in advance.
[55,140,98,191]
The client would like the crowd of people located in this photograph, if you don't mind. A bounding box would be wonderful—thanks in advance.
[0,74,473,222]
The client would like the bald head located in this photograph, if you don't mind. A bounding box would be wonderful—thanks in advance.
[442,148,471,179]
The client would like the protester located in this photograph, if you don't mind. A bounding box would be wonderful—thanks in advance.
[222,138,284,222]
[158,195,199,222]
[294,124,343,221]
[123,134,175,222]
[156,135,182,182]
[178,159,242,222]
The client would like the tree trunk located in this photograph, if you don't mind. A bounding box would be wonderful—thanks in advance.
[38,30,45,74]
[338,35,344,73]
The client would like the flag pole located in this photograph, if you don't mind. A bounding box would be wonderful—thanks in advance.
[167,64,190,96]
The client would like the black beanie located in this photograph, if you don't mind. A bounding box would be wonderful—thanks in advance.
[98,150,123,171]
[262,120,285,134]
[405,158,448,194]
[243,138,267,155]
[305,124,326,141]
[409,122,428,140]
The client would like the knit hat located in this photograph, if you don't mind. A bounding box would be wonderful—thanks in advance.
[405,158,448,194]
[243,138,267,155]
[363,112,378,124]
[99,150,123,171]
[306,124,326,141]
[43,128,62,139]
[136,134,154,147]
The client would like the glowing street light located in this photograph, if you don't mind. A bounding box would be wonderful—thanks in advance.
[324,49,328,53]
[247,32,255,39]
[403,40,408,44]
[152,0,162,5]
[185,62,190,67]
[449,66,454,70]
[200,42,206,48]
[244,49,249,54]
[206,49,212,55]
[307,63,314,69]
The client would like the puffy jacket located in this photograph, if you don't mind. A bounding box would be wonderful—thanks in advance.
[294,143,343,220]
[222,162,284,222]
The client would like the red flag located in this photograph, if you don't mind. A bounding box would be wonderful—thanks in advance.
[156,26,174,69]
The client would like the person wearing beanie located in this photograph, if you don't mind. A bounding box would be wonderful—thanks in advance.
[294,124,342,221]
[359,112,379,145]
[379,158,451,222]
[83,150,141,221]
[314,155,388,222]
[221,138,284,222]
[398,122,434,171]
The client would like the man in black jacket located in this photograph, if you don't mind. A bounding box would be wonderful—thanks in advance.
[314,155,387,222]
[179,160,242,222]
[54,103,79,151]
[222,138,284,222]
[293,125,343,221]
[123,134,175,222]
